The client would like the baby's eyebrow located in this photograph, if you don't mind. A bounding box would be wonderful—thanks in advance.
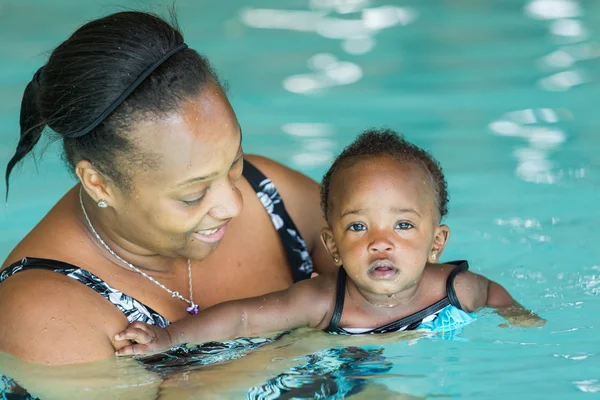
[340,208,366,219]
[391,208,421,217]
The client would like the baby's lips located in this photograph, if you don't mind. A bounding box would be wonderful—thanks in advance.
[368,258,397,271]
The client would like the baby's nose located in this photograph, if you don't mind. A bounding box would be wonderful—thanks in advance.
[368,237,394,253]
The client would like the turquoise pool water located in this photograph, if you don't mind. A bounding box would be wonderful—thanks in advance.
[1,0,599,398]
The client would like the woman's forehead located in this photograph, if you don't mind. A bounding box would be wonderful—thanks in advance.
[128,88,242,186]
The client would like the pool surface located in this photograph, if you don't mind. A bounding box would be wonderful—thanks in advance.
[1,0,599,398]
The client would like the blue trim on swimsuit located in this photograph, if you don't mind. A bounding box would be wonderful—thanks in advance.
[325,260,476,335]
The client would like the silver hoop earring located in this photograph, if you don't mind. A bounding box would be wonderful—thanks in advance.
[97,199,108,208]
[431,254,437,260]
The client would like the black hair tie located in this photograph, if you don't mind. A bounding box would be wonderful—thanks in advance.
[64,42,188,139]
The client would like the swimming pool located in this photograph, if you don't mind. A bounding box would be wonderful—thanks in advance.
[1,0,599,398]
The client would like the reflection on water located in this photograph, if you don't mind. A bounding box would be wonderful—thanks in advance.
[240,4,417,93]
[538,43,600,71]
[283,53,363,94]
[282,122,336,168]
[528,0,597,91]
[489,108,571,184]
[246,347,393,399]
[573,379,600,393]
[525,0,582,20]
[487,0,596,185]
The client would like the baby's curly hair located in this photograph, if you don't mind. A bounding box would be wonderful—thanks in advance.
[320,129,449,223]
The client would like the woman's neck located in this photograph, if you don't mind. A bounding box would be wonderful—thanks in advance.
[78,189,183,276]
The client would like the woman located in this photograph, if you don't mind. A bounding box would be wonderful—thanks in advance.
[0,10,335,365]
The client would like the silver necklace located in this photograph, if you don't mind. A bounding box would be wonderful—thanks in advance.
[79,188,199,315]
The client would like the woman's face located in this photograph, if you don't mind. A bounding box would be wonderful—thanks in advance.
[109,82,244,261]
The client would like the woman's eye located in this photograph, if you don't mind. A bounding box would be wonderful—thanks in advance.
[348,223,366,232]
[180,191,207,206]
[395,222,413,230]
[230,155,244,183]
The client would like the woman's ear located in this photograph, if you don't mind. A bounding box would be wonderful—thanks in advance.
[429,224,450,263]
[75,160,114,206]
[320,227,342,266]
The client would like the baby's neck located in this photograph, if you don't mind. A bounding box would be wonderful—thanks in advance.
[346,279,420,310]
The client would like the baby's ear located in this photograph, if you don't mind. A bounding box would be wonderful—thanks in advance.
[429,224,450,263]
[320,227,342,266]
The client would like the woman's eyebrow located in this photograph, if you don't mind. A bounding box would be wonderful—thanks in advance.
[175,128,243,188]
[175,172,220,188]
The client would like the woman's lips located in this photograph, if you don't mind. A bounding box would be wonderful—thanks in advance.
[192,224,228,244]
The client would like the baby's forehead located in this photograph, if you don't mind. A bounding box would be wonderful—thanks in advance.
[330,157,436,205]
[335,156,428,186]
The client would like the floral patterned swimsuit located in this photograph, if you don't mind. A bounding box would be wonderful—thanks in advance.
[0,160,313,329]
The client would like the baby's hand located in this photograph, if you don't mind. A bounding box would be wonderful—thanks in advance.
[498,307,546,328]
[114,321,174,355]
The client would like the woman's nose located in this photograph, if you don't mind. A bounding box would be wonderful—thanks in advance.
[209,179,244,220]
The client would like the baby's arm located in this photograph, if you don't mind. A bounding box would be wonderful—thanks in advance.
[115,274,333,355]
[453,270,545,327]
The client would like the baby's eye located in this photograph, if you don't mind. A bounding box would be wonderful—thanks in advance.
[348,223,366,232]
[395,222,413,230]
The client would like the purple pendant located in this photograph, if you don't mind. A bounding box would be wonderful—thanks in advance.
[186,304,199,315]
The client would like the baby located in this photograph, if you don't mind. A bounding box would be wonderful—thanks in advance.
[115,129,543,355]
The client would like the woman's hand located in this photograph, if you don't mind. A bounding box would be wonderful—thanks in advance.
[114,321,174,355]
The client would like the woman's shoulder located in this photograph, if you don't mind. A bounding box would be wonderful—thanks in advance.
[244,154,320,194]
[243,155,337,274]
[0,263,127,364]
[244,155,322,240]
[0,190,128,363]
[2,186,82,269]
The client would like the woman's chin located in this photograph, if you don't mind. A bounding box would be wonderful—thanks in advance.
[185,237,224,260]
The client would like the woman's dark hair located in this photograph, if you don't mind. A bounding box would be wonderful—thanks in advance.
[6,10,222,197]
[320,129,449,222]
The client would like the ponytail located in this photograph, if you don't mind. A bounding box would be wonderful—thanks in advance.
[4,11,220,199]
[5,68,47,199]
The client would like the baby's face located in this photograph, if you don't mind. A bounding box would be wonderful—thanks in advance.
[327,155,443,296]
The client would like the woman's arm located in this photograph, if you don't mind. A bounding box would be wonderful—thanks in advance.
[0,351,160,400]
[115,274,335,355]
[0,270,131,364]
